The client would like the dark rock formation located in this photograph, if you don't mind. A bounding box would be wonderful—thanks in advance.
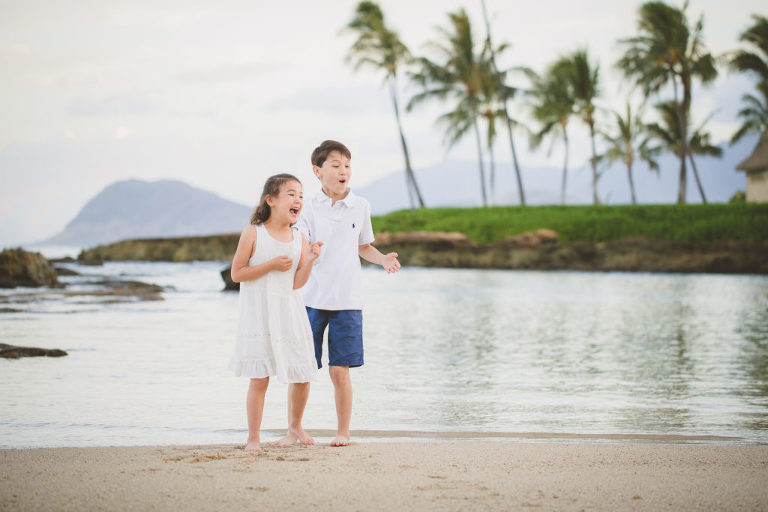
[221,267,239,291]
[0,248,61,288]
[0,343,68,359]
[79,233,238,263]
[88,280,166,301]
[49,257,76,264]
[371,233,768,274]
[54,266,80,276]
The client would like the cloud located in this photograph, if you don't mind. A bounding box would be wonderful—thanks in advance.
[114,126,135,140]
[174,62,281,84]
[67,92,157,117]
[263,84,391,116]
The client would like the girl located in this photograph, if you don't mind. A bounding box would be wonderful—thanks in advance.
[228,173,322,452]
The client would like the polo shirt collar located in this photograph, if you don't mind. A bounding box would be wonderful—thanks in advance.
[315,189,355,207]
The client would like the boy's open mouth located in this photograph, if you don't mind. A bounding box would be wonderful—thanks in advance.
[289,207,300,215]
[339,179,347,184]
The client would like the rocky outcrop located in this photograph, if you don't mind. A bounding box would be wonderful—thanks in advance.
[216,230,768,289]
[86,280,166,302]
[0,248,61,288]
[221,267,239,291]
[74,229,768,281]
[78,234,239,263]
[371,233,768,274]
[0,343,68,359]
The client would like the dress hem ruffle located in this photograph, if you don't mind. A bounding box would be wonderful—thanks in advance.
[228,357,317,383]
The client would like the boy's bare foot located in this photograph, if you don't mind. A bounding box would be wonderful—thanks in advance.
[244,440,261,453]
[330,435,350,447]
[275,427,315,447]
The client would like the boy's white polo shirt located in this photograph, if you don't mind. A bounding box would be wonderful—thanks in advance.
[296,190,374,311]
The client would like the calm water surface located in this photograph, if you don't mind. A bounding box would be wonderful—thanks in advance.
[1,258,767,447]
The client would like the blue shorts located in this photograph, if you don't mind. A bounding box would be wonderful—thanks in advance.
[306,307,364,369]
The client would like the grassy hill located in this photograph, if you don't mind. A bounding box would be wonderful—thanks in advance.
[372,203,768,244]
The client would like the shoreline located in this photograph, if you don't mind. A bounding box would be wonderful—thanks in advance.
[72,232,768,275]
[2,441,767,511]
[2,429,761,451]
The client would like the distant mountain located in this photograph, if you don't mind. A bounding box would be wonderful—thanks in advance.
[357,135,756,215]
[43,179,251,246]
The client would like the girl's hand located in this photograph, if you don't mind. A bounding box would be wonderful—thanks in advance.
[381,252,400,274]
[308,241,323,262]
[270,256,293,272]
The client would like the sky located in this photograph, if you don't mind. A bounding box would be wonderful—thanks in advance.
[0,0,763,246]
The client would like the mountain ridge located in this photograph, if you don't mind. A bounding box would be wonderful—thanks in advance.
[42,179,252,246]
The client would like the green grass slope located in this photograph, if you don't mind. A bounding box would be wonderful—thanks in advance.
[372,204,768,244]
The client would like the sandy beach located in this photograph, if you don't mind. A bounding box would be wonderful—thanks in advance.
[2,434,767,512]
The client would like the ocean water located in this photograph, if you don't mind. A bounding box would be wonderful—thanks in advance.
[1,257,767,447]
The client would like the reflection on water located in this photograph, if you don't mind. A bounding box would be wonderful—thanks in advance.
[361,269,768,440]
[1,262,767,447]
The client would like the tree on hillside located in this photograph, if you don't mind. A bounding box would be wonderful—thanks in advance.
[598,103,658,204]
[729,14,768,144]
[344,1,425,208]
[408,9,490,206]
[528,63,576,205]
[617,1,718,204]
[646,101,722,203]
[480,0,527,206]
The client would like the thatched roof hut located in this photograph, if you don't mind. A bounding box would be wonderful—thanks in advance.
[736,136,768,202]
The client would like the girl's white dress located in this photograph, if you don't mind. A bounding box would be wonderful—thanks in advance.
[228,224,317,383]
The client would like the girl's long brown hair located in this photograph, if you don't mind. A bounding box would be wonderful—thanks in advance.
[250,173,301,225]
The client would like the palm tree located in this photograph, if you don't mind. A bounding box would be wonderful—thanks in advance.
[344,1,425,208]
[646,101,722,203]
[408,8,490,206]
[729,14,768,144]
[559,50,601,204]
[480,0,527,206]
[528,63,576,204]
[617,1,718,204]
[478,60,516,204]
[598,103,658,204]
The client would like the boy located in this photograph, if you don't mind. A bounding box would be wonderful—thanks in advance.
[297,140,400,447]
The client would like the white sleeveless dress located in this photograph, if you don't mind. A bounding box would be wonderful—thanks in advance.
[228,224,317,383]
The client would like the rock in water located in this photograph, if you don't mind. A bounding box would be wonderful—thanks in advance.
[221,266,239,291]
[0,248,61,288]
[0,343,68,359]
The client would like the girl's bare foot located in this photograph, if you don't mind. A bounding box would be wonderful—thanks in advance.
[330,435,350,447]
[276,427,315,446]
[244,440,261,453]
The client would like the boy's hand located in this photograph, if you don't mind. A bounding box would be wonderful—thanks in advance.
[270,256,293,272]
[308,241,323,262]
[381,252,400,274]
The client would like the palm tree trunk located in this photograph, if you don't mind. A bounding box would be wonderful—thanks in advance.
[505,117,526,206]
[588,121,599,205]
[686,150,708,204]
[470,99,488,206]
[561,127,569,205]
[626,160,637,205]
[672,73,687,204]
[480,0,526,206]
[489,141,496,206]
[389,75,425,208]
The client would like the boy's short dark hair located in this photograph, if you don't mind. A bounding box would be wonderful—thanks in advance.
[311,140,351,167]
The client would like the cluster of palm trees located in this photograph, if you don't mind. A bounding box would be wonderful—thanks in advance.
[344,1,768,207]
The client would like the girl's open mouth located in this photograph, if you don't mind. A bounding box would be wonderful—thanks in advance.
[289,207,300,216]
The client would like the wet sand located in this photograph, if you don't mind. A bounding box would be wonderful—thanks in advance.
[2,438,767,511]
